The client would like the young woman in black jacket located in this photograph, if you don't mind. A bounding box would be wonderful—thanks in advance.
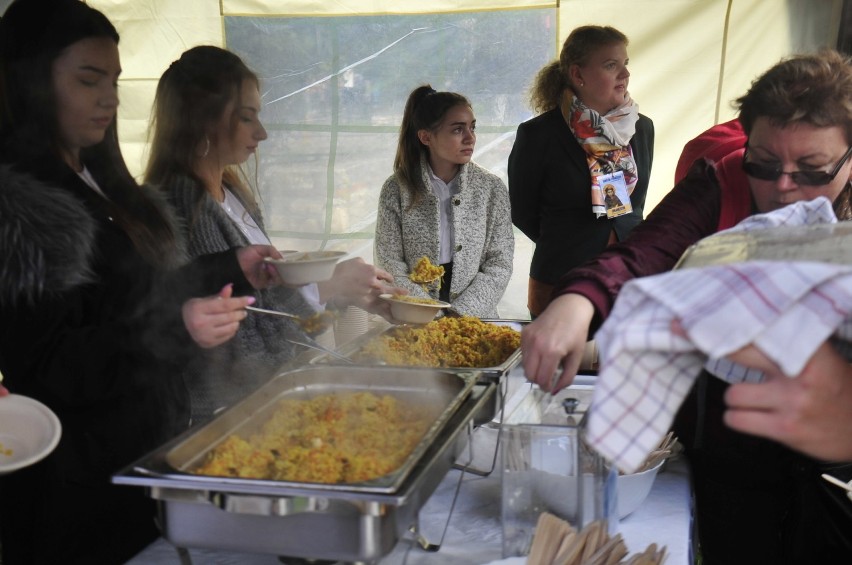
[0,1,282,562]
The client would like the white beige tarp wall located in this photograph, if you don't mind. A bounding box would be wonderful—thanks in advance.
[89,0,842,319]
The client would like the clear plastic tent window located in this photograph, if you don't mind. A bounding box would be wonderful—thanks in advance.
[225,11,550,318]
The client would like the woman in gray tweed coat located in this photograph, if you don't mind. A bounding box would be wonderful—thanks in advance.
[375,85,514,318]
[145,46,402,423]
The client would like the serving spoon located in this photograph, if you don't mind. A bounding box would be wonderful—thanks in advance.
[245,305,335,336]
[396,263,443,285]
[399,274,441,284]
[285,335,354,364]
[245,305,300,320]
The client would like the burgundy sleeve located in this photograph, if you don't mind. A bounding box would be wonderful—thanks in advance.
[553,160,724,334]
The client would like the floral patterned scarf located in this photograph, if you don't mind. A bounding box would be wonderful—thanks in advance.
[562,91,640,217]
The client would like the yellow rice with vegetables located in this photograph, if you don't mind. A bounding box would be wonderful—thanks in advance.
[193,392,431,483]
[409,256,444,287]
[355,316,520,367]
[391,295,445,306]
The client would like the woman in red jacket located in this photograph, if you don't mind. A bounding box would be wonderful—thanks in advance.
[522,50,852,565]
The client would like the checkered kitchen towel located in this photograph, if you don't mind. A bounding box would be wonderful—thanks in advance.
[586,198,852,473]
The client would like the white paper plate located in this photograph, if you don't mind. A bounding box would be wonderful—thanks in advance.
[380,293,450,324]
[264,250,346,285]
[0,394,62,474]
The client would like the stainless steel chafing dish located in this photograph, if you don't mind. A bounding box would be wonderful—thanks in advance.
[306,318,526,426]
[113,365,495,563]
[309,318,527,381]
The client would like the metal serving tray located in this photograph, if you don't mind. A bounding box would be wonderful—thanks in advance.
[121,365,477,494]
[310,318,527,381]
[113,368,495,563]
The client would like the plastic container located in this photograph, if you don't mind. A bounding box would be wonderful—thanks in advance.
[500,386,617,558]
[379,293,449,324]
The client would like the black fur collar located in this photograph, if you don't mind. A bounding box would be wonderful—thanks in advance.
[0,165,96,306]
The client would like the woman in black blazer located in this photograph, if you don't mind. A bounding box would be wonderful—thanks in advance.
[509,25,654,317]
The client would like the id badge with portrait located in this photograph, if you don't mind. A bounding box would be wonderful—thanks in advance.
[597,171,633,219]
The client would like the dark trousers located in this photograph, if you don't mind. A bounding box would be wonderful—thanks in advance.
[673,373,852,565]
[439,261,453,304]
[0,450,159,564]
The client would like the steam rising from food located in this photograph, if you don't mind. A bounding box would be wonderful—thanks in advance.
[193,392,430,483]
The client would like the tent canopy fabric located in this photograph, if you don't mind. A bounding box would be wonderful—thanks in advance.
[13,0,846,318]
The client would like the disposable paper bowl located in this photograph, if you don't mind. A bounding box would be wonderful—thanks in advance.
[617,460,663,519]
[531,460,663,521]
[380,294,449,324]
[265,251,346,285]
[0,394,62,474]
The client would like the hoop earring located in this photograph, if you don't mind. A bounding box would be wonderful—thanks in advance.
[202,136,210,158]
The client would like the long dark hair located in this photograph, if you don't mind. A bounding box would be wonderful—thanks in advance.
[146,45,261,217]
[0,0,180,269]
[394,84,470,205]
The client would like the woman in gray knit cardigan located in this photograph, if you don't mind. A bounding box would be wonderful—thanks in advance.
[145,46,403,423]
[375,85,514,318]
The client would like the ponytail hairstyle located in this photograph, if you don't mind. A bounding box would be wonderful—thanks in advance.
[528,25,628,114]
[394,84,470,205]
[0,0,182,269]
[146,45,261,219]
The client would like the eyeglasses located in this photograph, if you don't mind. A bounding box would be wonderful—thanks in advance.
[742,145,852,186]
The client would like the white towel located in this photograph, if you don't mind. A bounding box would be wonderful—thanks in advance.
[587,198,852,473]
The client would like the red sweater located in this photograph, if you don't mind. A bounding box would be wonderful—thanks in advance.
[676,118,751,230]
[674,119,746,183]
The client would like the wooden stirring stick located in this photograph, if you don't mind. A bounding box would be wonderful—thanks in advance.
[528,512,574,565]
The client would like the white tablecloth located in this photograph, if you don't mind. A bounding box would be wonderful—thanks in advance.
[127,374,694,565]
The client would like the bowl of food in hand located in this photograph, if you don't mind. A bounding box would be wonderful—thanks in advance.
[380,293,450,324]
[264,251,346,285]
[0,394,62,474]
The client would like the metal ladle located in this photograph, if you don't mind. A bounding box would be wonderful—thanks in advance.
[285,335,354,364]
[405,273,441,282]
[245,305,334,336]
